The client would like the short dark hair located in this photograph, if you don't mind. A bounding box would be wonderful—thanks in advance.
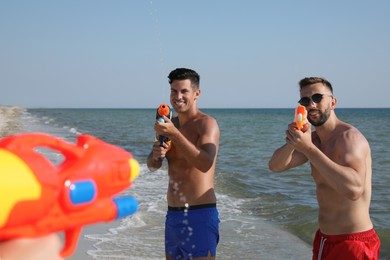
[168,68,200,89]
[299,77,333,94]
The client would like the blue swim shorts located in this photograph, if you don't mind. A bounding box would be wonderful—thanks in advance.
[165,204,220,260]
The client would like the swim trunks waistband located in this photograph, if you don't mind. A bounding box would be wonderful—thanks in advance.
[168,203,217,211]
[317,228,378,242]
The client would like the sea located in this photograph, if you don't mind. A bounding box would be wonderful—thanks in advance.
[20,108,389,259]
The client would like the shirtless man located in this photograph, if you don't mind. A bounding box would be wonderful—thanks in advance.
[269,77,380,259]
[147,68,220,260]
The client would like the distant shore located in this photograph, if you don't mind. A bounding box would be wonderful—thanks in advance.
[0,106,25,138]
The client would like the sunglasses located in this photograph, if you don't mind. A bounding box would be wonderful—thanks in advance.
[298,93,333,107]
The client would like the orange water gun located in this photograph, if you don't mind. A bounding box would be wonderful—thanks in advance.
[156,104,172,146]
[0,133,139,257]
[295,105,307,130]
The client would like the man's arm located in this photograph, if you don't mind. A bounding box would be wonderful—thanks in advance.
[269,123,309,172]
[0,234,63,260]
[146,141,169,171]
[269,144,300,172]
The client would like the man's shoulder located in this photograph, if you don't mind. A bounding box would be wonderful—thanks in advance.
[197,112,218,125]
[335,122,368,146]
[337,121,364,137]
[191,112,219,135]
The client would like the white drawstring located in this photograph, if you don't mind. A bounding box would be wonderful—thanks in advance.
[318,236,327,260]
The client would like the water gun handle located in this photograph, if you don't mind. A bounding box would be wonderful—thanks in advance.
[155,104,172,146]
[295,105,307,130]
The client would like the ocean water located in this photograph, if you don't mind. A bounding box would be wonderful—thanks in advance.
[21,108,390,259]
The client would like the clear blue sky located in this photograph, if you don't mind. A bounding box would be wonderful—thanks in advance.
[1,1,389,108]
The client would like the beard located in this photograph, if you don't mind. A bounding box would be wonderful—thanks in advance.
[308,106,331,126]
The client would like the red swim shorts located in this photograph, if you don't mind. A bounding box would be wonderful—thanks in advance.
[312,228,380,260]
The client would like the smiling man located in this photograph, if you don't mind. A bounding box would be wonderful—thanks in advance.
[147,68,220,260]
[268,77,380,259]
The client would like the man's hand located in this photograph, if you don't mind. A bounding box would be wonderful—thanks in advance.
[154,115,177,139]
[286,122,313,153]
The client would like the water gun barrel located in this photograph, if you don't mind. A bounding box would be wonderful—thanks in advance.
[0,133,139,257]
[156,104,172,146]
[113,196,138,218]
[295,105,307,130]
[156,104,172,122]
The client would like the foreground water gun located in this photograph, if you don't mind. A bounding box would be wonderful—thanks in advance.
[155,104,172,146]
[0,133,139,257]
[295,105,307,130]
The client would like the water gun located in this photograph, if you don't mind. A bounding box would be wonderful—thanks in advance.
[0,133,139,257]
[155,104,172,146]
[295,105,307,130]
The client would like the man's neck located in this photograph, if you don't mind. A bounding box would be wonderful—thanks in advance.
[315,114,339,143]
[178,107,199,125]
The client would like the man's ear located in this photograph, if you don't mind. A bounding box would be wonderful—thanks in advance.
[194,89,201,101]
[331,97,337,110]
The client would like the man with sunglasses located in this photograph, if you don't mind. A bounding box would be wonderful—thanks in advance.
[269,77,380,259]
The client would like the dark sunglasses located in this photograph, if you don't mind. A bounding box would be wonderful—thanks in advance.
[298,93,333,107]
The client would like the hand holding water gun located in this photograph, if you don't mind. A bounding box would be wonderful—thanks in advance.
[0,133,139,257]
[155,104,172,146]
[295,105,307,130]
